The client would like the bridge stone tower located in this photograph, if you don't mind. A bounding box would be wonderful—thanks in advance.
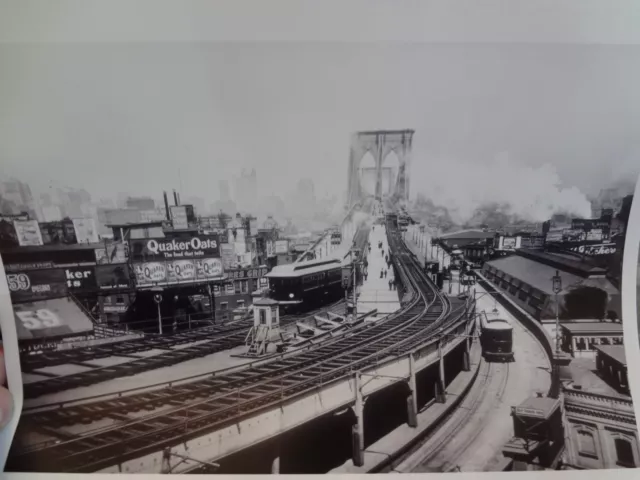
[346,129,414,208]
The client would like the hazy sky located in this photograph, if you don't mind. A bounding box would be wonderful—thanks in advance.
[1,43,639,211]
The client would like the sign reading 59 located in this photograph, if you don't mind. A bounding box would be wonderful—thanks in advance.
[15,309,61,330]
[6,273,31,292]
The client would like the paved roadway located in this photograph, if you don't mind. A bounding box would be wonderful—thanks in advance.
[398,237,551,472]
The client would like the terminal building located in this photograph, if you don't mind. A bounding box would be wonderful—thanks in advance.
[481,249,621,321]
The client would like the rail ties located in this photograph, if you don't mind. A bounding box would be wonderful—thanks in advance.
[9,219,460,473]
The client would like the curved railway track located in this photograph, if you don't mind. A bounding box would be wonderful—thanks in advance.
[22,302,347,399]
[9,214,469,473]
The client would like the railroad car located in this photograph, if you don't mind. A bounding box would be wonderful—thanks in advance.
[479,313,514,362]
[265,252,351,313]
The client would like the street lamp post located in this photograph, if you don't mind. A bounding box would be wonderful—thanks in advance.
[153,291,163,335]
[550,270,563,399]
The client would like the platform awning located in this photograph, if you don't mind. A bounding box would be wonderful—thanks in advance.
[13,297,94,342]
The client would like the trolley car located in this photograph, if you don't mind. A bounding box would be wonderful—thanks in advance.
[479,313,514,362]
[265,249,353,313]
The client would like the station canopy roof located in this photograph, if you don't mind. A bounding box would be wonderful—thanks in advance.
[440,229,495,241]
[560,322,623,335]
[596,345,627,366]
[13,297,94,342]
[486,255,584,295]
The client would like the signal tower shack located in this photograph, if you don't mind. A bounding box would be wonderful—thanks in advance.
[245,298,283,357]
[502,395,565,470]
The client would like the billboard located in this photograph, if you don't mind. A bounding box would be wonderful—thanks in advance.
[129,235,220,261]
[13,220,43,246]
[225,266,269,280]
[266,240,274,257]
[6,269,67,303]
[94,242,128,264]
[95,264,131,290]
[275,240,289,254]
[13,297,94,341]
[133,258,224,287]
[63,266,96,292]
[571,218,611,232]
[502,237,517,250]
[569,243,616,256]
[72,218,99,243]
[170,206,188,230]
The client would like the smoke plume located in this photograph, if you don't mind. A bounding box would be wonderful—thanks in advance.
[411,154,592,226]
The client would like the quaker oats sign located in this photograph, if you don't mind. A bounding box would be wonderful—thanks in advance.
[130,235,220,261]
[196,258,224,278]
[134,258,223,286]
[166,259,197,283]
[134,262,167,286]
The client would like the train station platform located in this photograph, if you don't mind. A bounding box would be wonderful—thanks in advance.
[357,225,400,317]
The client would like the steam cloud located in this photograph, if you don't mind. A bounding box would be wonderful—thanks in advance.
[412,154,592,225]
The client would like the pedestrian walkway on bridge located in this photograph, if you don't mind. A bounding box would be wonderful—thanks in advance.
[357,225,401,317]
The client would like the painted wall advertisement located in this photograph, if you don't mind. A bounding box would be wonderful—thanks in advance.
[134,258,224,287]
[129,235,220,261]
[220,243,236,270]
[13,220,44,246]
[72,218,99,243]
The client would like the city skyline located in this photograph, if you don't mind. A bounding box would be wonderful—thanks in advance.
[2,43,640,225]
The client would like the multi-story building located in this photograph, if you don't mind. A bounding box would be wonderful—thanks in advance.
[562,345,638,469]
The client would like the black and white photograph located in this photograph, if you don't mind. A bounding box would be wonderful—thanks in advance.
[1,39,640,474]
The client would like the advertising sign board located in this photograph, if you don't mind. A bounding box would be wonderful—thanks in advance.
[220,243,236,269]
[569,243,617,256]
[95,264,131,290]
[571,218,611,232]
[134,258,224,287]
[170,206,188,230]
[63,266,96,291]
[129,235,219,261]
[72,218,99,243]
[94,242,128,264]
[13,220,43,246]
[6,269,67,303]
[502,237,517,250]
[275,240,289,254]
[225,267,268,280]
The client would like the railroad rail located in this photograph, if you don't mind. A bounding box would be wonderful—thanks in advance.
[8,213,469,473]
[22,302,347,399]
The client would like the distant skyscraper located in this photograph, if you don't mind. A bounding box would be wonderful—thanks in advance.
[219,180,231,203]
[233,169,258,214]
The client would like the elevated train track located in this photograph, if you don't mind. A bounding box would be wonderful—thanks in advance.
[22,303,347,399]
[9,212,472,473]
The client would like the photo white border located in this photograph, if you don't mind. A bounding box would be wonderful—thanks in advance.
[1,0,640,478]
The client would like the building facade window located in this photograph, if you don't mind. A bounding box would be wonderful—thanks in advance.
[237,300,245,308]
[225,283,234,294]
[577,429,598,459]
[241,280,248,293]
[615,438,636,467]
[259,309,267,325]
[220,302,228,311]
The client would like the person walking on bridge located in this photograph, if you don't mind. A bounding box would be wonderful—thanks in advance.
[388,279,392,290]
[384,269,388,279]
